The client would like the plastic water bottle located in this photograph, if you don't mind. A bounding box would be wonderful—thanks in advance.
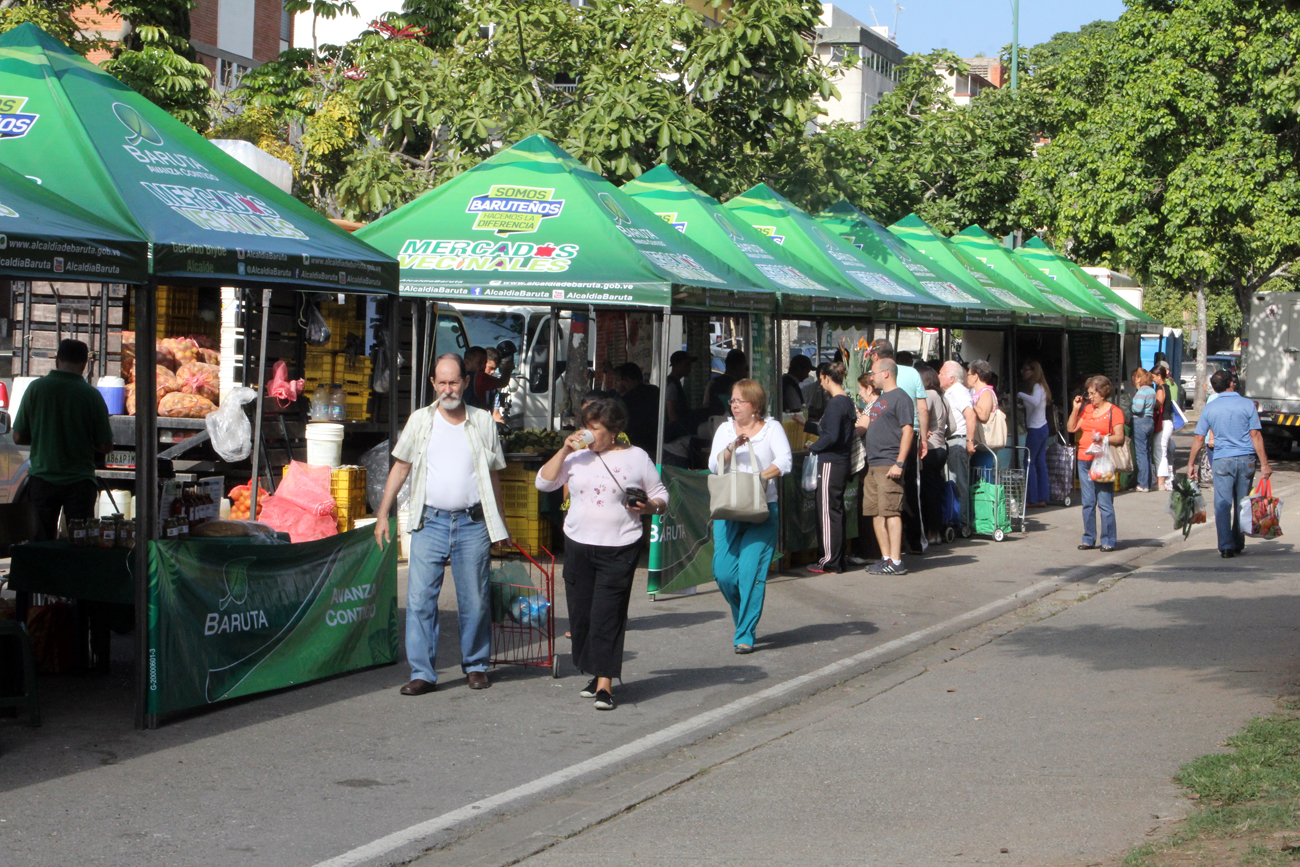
[329,384,347,421]
[310,384,328,420]
[510,595,550,626]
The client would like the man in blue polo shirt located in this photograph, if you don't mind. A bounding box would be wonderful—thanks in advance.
[1187,370,1272,558]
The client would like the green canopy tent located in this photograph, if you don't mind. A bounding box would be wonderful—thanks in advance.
[818,200,1014,328]
[357,135,768,313]
[1018,237,1157,330]
[950,226,1116,330]
[723,184,955,324]
[0,24,401,729]
[887,214,1066,327]
[0,25,397,291]
[0,160,148,283]
[620,164,865,316]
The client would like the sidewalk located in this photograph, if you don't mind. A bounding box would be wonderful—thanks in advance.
[497,482,1300,867]
[0,460,1285,867]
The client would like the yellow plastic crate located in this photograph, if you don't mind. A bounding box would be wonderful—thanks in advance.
[499,463,536,483]
[494,515,552,557]
[501,481,541,516]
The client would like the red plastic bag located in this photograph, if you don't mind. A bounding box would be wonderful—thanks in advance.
[275,461,337,517]
[257,494,337,543]
[266,359,305,407]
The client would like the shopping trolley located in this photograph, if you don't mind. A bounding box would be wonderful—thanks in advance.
[972,444,1029,541]
[488,542,559,678]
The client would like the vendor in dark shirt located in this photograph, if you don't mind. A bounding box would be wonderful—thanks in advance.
[807,360,854,574]
[615,362,661,455]
[781,354,814,416]
[13,339,114,540]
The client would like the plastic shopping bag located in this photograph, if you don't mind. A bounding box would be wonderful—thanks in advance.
[1168,475,1207,539]
[1239,478,1284,539]
[1088,441,1116,483]
[802,453,820,492]
[205,386,257,461]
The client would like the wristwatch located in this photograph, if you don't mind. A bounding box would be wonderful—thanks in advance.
[894,461,906,469]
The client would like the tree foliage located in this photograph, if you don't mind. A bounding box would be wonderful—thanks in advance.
[100,0,212,130]
[232,0,841,220]
[0,0,104,55]
[1021,0,1300,329]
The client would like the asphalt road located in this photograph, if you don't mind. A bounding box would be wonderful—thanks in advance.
[0,432,1291,867]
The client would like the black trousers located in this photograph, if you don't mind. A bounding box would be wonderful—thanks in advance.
[23,476,97,541]
[900,443,925,554]
[920,446,949,533]
[564,536,641,680]
[815,458,849,573]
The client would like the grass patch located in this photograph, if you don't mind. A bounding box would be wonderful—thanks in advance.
[1119,703,1300,866]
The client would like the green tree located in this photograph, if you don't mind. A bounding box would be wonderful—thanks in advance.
[0,0,104,54]
[100,0,212,130]
[1024,19,1116,75]
[236,0,842,221]
[1020,0,1300,409]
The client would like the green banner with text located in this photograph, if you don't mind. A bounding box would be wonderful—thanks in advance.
[648,467,715,595]
[147,525,399,716]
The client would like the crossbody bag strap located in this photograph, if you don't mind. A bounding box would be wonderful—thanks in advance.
[594,451,627,494]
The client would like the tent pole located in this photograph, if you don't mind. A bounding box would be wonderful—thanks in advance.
[654,308,669,466]
[547,307,558,431]
[1007,326,1019,469]
[410,300,420,418]
[388,296,400,448]
[248,288,272,521]
[133,279,158,731]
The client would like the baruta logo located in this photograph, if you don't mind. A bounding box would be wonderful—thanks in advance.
[467,185,564,236]
[113,102,163,147]
[598,192,631,225]
[0,202,16,219]
[0,235,7,250]
[752,225,786,245]
[0,95,39,140]
[205,557,269,635]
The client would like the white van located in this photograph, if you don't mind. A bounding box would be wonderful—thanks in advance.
[432,304,569,431]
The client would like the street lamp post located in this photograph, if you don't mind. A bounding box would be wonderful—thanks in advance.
[1011,0,1020,90]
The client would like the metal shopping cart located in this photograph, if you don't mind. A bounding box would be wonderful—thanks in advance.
[488,542,559,678]
[972,444,1029,541]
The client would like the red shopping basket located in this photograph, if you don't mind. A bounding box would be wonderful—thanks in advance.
[489,542,559,677]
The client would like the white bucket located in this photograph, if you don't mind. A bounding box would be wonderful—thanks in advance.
[305,422,345,468]
[96,489,132,518]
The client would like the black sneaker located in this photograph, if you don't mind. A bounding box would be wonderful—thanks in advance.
[593,689,615,710]
[580,677,599,698]
[880,560,909,575]
[866,559,889,574]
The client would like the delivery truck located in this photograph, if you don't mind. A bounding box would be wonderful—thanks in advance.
[1243,291,1300,457]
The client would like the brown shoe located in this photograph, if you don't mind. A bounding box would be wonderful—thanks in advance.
[400,679,436,696]
[467,671,490,690]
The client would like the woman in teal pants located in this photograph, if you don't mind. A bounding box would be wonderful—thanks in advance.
[708,380,793,653]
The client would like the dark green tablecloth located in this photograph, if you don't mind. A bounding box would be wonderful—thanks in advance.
[8,541,134,604]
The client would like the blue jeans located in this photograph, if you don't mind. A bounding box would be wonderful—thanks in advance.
[713,503,779,647]
[1025,424,1050,504]
[406,506,492,682]
[1212,456,1255,553]
[1078,459,1116,548]
[1132,416,1154,489]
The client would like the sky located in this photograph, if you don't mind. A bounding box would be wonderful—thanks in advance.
[836,0,1128,57]
[294,1,1130,55]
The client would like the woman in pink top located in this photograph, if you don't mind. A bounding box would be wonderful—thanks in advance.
[537,399,667,711]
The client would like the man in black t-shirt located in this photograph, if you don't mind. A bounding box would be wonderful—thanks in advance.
[855,358,915,575]
[781,355,814,415]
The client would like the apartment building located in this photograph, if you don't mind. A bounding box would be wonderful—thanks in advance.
[814,4,905,126]
[934,57,1001,106]
[76,0,291,88]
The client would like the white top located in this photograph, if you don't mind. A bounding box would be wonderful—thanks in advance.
[424,412,480,511]
[943,382,973,438]
[536,446,668,547]
[1017,383,1048,429]
[392,401,508,541]
[708,418,793,504]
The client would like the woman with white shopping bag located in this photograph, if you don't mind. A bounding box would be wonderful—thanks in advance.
[708,380,792,654]
[1067,375,1126,552]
